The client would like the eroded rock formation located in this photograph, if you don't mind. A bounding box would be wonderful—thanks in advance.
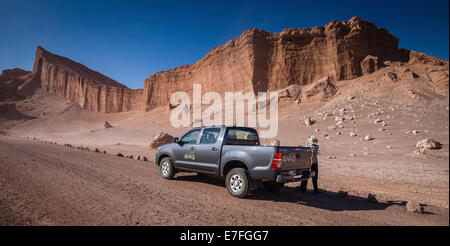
[0,68,41,101]
[143,16,409,110]
[8,17,448,113]
[33,47,144,112]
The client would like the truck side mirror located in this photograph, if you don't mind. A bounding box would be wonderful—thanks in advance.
[173,137,180,144]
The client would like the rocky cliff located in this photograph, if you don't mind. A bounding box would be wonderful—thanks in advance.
[0,68,41,101]
[33,47,144,112]
[143,16,410,110]
[24,17,447,113]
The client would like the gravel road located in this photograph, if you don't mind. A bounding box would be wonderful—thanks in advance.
[0,137,447,225]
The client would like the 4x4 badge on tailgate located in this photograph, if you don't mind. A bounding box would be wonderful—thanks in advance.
[281,152,296,163]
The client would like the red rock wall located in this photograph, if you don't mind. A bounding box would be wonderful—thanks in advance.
[32,17,415,113]
[33,47,144,113]
[143,17,408,110]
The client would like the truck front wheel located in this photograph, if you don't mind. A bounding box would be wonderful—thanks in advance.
[263,182,284,192]
[225,168,250,198]
[159,157,175,179]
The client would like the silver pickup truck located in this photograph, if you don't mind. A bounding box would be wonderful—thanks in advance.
[155,126,316,198]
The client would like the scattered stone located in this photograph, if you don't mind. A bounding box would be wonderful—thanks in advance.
[104,121,113,129]
[415,149,426,155]
[349,153,356,157]
[336,132,341,136]
[366,193,378,203]
[416,138,441,150]
[94,148,99,152]
[314,129,320,132]
[386,146,392,149]
[378,127,385,132]
[149,132,174,149]
[347,96,354,100]
[117,153,124,157]
[373,118,382,123]
[406,201,424,213]
[387,72,399,82]
[304,117,315,126]
[364,135,374,141]
[142,156,148,162]
[349,132,357,137]
[127,155,133,159]
[327,156,337,160]
[412,130,419,135]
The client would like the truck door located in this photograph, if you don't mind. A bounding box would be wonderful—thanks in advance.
[195,127,222,174]
[172,128,201,170]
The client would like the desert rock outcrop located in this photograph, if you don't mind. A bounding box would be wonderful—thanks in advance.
[416,138,442,150]
[143,16,409,110]
[33,47,144,113]
[149,132,174,149]
[7,17,448,113]
[0,68,41,101]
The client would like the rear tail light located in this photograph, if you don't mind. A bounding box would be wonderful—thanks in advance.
[310,150,313,167]
[272,152,282,170]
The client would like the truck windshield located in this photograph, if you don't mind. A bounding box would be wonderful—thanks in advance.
[225,128,259,146]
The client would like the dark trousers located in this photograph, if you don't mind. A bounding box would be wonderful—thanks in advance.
[300,163,318,193]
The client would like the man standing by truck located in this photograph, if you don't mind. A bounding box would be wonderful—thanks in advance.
[300,136,319,194]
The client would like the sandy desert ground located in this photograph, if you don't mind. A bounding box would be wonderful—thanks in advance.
[0,59,449,225]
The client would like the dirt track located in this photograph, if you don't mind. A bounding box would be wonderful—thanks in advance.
[0,137,448,225]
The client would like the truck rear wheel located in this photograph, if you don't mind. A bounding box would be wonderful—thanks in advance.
[263,182,284,192]
[225,168,250,198]
[159,157,175,179]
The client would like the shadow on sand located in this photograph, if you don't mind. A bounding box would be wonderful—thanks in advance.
[175,173,404,212]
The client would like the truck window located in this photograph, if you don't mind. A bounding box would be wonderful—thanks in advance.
[180,129,201,144]
[200,128,221,144]
[225,128,259,146]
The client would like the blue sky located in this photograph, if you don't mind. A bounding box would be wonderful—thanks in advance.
[0,0,448,89]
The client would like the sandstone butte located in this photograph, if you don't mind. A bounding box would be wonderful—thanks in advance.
[3,16,447,113]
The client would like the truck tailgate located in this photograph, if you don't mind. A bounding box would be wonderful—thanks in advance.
[277,147,312,170]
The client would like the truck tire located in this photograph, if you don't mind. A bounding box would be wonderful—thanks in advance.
[159,157,175,179]
[263,182,284,192]
[225,168,250,198]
